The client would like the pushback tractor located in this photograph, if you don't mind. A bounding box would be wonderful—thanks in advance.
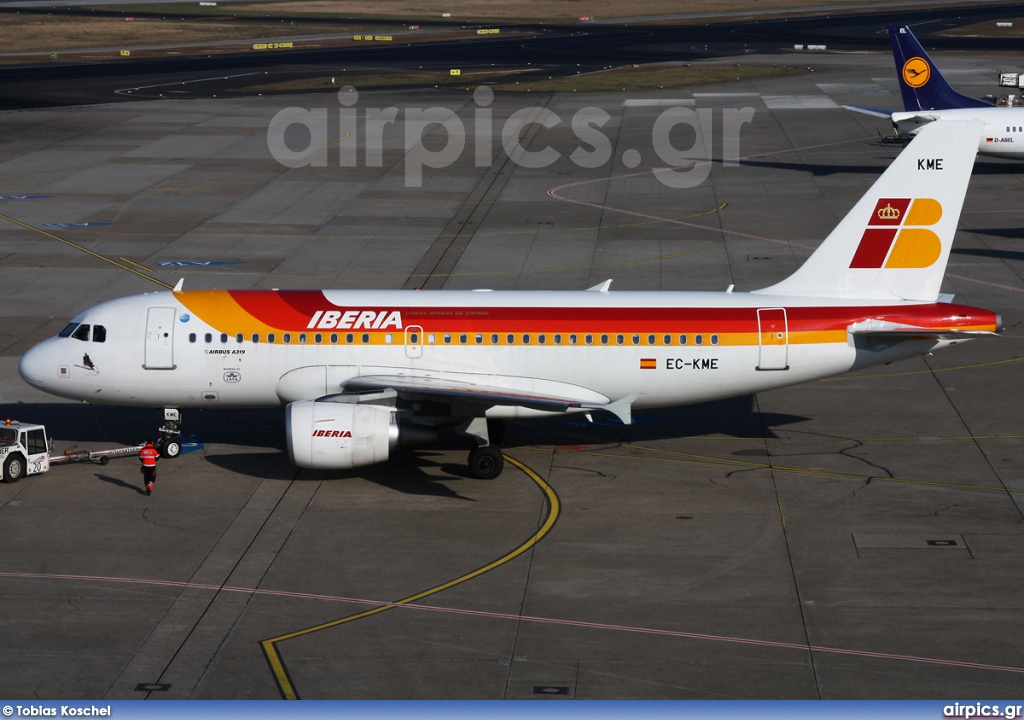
[0,419,152,482]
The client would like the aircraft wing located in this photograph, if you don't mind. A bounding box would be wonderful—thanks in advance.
[342,374,636,424]
[842,104,896,119]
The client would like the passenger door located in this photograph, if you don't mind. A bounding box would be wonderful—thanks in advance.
[144,307,177,370]
[757,308,789,371]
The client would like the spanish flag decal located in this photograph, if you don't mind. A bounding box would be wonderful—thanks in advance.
[849,197,942,269]
[640,358,657,370]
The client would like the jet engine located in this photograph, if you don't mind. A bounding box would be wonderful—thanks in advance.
[286,400,398,469]
[286,400,436,470]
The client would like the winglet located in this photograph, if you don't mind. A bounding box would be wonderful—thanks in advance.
[585,392,639,425]
[587,279,613,293]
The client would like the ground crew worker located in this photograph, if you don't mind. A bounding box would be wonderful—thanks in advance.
[140,439,159,495]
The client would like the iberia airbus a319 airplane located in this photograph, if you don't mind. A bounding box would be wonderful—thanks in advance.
[18,121,1000,479]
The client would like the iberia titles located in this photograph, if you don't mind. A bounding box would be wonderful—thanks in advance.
[306,309,403,331]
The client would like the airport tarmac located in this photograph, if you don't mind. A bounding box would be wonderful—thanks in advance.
[0,49,1022,699]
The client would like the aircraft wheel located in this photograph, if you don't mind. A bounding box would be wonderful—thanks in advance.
[159,438,181,459]
[468,445,503,480]
[3,455,25,483]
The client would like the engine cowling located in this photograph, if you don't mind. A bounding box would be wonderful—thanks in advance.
[286,401,398,469]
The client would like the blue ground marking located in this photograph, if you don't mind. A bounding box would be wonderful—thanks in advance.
[178,433,203,455]
[0,195,49,200]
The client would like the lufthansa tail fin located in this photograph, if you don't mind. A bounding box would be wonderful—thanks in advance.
[890,25,990,111]
[752,120,983,302]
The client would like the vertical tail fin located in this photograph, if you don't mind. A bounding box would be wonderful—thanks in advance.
[889,25,991,111]
[752,120,983,302]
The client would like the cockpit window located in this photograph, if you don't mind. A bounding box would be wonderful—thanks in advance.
[71,324,91,342]
[58,323,79,338]
[93,325,106,343]
[0,428,15,444]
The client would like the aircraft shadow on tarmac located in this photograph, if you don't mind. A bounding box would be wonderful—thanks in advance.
[737,159,887,176]
[0,403,285,451]
[955,243,1024,263]
[202,395,806,491]
[953,248,1024,261]
[2,397,806,491]
[737,157,1024,176]
[196,449,483,501]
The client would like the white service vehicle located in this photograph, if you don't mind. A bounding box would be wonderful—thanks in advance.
[0,419,151,482]
[0,420,50,482]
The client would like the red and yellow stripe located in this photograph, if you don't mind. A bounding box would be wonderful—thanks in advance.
[173,290,1000,345]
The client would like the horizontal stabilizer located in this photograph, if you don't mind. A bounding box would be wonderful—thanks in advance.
[843,105,895,119]
[848,318,997,339]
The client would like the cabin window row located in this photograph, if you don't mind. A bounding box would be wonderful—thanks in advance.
[437,333,719,346]
[187,332,720,346]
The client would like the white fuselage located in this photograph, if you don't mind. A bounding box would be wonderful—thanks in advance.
[18,289,994,419]
[893,108,1024,160]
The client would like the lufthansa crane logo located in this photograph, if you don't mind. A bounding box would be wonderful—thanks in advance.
[902,57,930,88]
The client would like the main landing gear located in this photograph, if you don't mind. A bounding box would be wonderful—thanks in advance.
[468,445,503,479]
[155,408,182,459]
[461,418,505,480]
[878,128,912,146]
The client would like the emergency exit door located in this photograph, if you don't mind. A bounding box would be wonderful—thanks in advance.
[144,307,176,370]
[405,325,423,359]
[756,308,789,371]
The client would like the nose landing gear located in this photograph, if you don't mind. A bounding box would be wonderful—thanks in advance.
[155,408,182,459]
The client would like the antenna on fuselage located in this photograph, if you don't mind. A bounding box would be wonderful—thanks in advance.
[173,278,184,292]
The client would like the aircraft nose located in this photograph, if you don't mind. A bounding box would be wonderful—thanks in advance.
[19,340,53,390]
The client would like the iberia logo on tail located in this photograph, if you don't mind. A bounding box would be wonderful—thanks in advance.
[849,198,943,269]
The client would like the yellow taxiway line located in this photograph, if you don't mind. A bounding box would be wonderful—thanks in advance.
[260,453,559,700]
[0,212,173,290]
